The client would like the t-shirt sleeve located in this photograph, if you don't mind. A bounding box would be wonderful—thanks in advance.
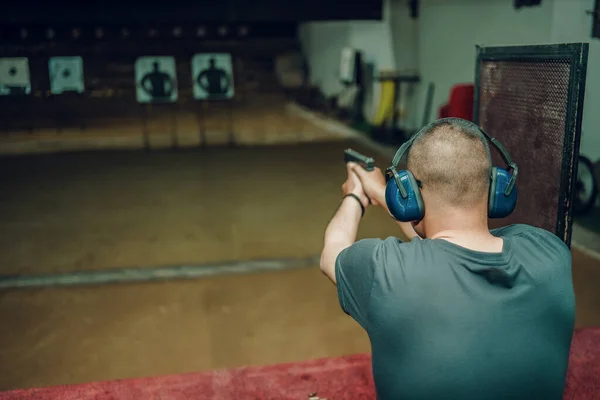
[335,238,383,329]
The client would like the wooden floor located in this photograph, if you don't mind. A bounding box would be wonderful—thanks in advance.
[0,141,398,275]
[0,103,337,155]
[0,139,598,391]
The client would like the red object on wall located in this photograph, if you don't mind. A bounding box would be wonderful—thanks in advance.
[438,83,475,121]
[438,104,451,119]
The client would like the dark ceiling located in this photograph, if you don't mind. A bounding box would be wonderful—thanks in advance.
[2,0,383,24]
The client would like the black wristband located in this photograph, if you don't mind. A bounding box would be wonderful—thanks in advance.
[343,193,365,217]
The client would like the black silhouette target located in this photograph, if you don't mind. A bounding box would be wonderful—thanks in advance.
[192,53,234,100]
[136,57,178,103]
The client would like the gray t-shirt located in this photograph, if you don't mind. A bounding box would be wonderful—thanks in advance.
[335,224,574,400]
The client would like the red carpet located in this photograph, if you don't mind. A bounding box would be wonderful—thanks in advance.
[564,328,600,400]
[1,328,598,399]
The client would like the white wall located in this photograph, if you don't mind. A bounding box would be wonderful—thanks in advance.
[416,0,599,161]
[298,22,351,98]
[299,0,600,161]
[298,0,397,119]
[347,3,398,118]
[417,0,554,127]
[389,0,419,72]
[389,0,420,127]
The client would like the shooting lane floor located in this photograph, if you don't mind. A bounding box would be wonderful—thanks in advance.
[1,140,599,391]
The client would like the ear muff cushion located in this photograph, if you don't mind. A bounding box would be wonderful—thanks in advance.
[488,166,498,214]
[488,167,518,219]
[406,171,425,217]
[385,170,425,222]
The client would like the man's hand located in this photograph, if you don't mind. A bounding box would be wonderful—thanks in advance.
[348,163,387,207]
[343,163,370,208]
[350,162,421,241]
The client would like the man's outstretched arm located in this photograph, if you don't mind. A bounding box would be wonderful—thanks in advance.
[320,164,369,284]
[320,195,363,284]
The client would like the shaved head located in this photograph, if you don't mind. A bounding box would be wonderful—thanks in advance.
[407,118,492,208]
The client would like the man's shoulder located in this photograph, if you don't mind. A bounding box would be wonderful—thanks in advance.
[343,236,416,259]
[492,223,560,240]
[377,235,430,259]
[494,224,570,258]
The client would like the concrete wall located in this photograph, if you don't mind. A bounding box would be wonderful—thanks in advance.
[418,0,599,161]
[299,0,600,161]
[417,0,554,126]
[298,22,351,98]
[298,0,398,120]
[389,0,420,127]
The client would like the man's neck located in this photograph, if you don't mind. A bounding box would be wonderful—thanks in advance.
[423,205,493,239]
[421,205,504,252]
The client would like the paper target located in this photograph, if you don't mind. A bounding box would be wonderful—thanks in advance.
[135,56,178,103]
[192,53,234,100]
[49,56,85,94]
[0,58,31,96]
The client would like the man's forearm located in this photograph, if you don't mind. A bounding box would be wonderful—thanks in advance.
[372,188,420,240]
[319,197,363,283]
[324,197,362,245]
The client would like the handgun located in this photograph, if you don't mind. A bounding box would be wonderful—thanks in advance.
[344,148,375,171]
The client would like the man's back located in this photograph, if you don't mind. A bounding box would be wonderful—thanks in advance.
[335,224,575,399]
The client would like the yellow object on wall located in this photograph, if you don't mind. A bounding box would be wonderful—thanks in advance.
[372,79,396,126]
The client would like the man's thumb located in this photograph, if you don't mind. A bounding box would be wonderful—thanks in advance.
[350,164,367,178]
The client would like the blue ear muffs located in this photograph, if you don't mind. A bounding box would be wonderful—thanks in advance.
[384,118,518,222]
[488,166,518,219]
[385,170,425,222]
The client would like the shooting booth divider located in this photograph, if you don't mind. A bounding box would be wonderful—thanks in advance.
[474,43,589,246]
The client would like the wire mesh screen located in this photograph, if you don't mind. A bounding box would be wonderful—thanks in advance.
[474,44,588,245]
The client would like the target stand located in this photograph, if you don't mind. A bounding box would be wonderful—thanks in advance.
[192,53,236,148]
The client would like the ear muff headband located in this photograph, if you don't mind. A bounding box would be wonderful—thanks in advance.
[385,117,518,219]
[480,132,518,196]
[386,118,518,193]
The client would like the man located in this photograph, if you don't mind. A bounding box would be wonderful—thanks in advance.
[320,118,575,399]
